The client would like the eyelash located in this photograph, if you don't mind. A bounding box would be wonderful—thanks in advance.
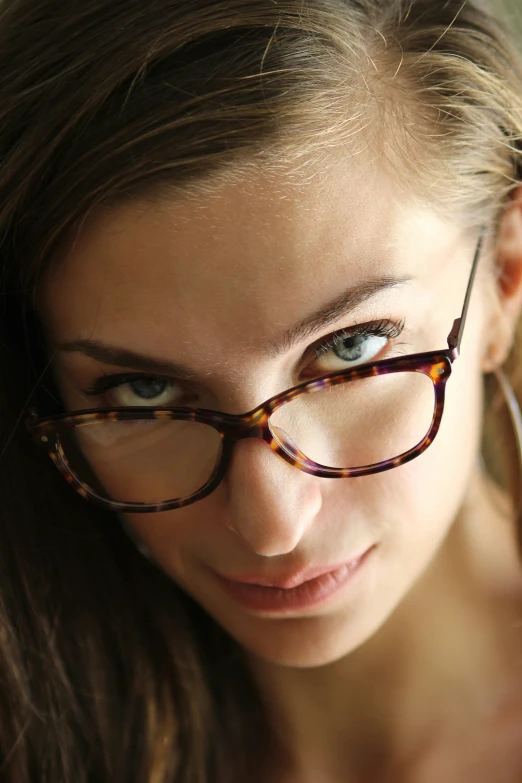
[313,317,405,358]
[81,317,406,400]
[83,372,173,399]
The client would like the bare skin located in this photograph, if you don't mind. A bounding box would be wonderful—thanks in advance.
[38,157,522,782]
[266,470,522,782]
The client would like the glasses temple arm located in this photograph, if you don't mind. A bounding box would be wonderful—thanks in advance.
[447,227,486,355]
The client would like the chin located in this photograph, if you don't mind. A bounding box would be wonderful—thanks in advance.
[213,605,389,669]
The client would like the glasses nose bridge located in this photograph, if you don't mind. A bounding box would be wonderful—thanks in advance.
[226,410,274,446]
[225,408,311,473]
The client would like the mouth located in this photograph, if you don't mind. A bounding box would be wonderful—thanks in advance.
[213,546,376,615]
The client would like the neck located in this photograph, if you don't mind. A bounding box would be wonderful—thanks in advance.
[247,468,522,782]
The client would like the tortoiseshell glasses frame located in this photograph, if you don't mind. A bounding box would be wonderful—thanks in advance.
[26,230,486,514]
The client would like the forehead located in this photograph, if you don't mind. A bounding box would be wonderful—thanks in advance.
[39,159,460,370]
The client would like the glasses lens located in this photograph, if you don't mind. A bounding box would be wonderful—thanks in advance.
[58,417,223,505]
[269,371,436,469]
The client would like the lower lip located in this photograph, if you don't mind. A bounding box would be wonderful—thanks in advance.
[214,548,375,614]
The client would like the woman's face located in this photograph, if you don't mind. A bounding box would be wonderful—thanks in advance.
[39,160,495,667]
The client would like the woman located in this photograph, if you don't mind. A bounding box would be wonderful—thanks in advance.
[1,0,522,780]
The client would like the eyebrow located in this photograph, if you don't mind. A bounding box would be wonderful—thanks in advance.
[267,275,412,356]
[56,275,413,376]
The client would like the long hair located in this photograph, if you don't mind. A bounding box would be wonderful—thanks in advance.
[1,1,522,780]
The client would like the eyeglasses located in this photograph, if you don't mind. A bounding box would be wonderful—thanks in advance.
[26,230,485,514]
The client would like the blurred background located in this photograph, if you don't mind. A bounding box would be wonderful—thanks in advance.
[495,0,522,37]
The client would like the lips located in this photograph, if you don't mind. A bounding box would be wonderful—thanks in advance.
[213,547,375,614]
[219,549,372,590]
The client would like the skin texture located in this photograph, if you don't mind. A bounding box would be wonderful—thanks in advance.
[39,158,522,781]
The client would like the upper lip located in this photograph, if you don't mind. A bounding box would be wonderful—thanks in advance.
[217,547,373,590]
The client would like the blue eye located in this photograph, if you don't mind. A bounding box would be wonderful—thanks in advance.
[330,334,369,362]
[81,373,188,408]
[311,318,406,373]
[128,378,169,400]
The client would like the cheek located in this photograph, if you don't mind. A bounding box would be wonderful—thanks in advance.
[120,504,227,589]
[120,511,190,577]
[371,351,484,570]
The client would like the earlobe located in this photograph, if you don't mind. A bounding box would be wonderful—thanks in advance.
[482,188,522,373]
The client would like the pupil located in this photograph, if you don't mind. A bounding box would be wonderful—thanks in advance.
[334,335,365,361]
[130,378,168,399]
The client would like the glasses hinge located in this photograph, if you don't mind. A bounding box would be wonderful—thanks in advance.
[447,318,461,350]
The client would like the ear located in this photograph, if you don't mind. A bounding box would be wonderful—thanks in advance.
[482,186,522,373]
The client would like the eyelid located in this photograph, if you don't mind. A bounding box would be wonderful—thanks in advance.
[83,371,179,398]
[305,317,405,360]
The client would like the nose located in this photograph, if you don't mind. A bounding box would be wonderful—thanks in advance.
[222,438,322,557]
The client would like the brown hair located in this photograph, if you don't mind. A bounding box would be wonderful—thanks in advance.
[1,1,522,780]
